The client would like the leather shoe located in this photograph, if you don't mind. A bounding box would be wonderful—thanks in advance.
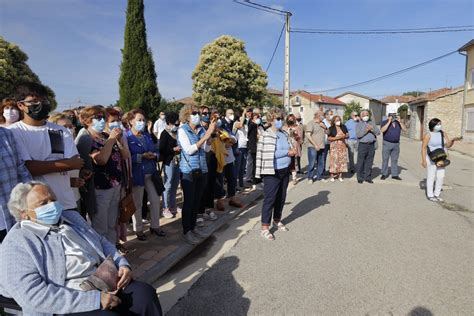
[380,175,387,180]
[229,199,243,208]
[392,176,402,180]
[357,180,363,184]
[365,180,374,184]
[215,200,226,212]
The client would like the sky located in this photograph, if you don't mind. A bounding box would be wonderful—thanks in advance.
[1,0,473,111]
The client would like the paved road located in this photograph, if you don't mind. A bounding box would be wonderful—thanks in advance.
[164,137,474,315]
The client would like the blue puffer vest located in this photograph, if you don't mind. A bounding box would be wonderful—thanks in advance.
[178,124,208,174]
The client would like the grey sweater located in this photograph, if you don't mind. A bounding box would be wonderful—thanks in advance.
[356,120,380,143]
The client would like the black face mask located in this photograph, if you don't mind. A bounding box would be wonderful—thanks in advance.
[25,101,51,121]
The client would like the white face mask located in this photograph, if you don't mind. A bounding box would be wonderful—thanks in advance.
[329,115,334,120]
[434,125,442,132]
[255,118,261,125]
[335,121,341,126]
[160,115,165,120]
[3,108,20,122]
[362,116,370,122]
[228,114,235,121]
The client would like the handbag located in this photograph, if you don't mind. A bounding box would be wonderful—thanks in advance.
[79,256,118,292]
[118,187,136,223]
[427,131,448,163]
[151,166,165,195]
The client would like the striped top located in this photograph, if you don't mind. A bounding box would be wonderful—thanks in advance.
[255,128,291,178]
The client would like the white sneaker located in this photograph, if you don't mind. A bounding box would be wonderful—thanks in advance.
[203,210,218,221]
[196,216,205,227]
[320,179,328,183]
[338,177,344,182]
[162,208,174,219]
[330,178,335,183]
[435,196,444,202]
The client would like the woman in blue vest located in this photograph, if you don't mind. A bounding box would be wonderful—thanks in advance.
[177,105,215,245]
[127,109,165,241]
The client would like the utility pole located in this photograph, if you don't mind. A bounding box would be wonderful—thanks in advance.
[284,12,291,108]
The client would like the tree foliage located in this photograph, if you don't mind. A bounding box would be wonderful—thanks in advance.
[0,36,57,109]
[397,104,409,119]
[192,35,268,113]
[119,0,161,119]
[402,91,425,97]
[343,101,362,121]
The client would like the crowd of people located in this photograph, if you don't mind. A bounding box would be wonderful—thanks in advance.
[0,81,459,314]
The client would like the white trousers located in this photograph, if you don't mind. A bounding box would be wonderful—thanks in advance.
[426,156,445,198]
[132,174,161,232]
[91,185,121,244]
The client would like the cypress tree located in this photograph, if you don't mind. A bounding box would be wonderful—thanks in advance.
[119,0,161,117]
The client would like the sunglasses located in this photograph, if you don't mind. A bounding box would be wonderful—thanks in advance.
[21,100,50,107]
[93,115,105,120]
[202,111,209,115]
[275,117,282,121]
[191,111,199,115]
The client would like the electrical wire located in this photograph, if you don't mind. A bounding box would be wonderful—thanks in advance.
[266,22,286,72]
[291,29,473,34]
[232,0,286,16]
[242,0,292,15]
[311,50,458,94]
[292,25,474,32]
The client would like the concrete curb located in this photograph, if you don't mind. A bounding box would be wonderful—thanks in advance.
[136,189,264,284]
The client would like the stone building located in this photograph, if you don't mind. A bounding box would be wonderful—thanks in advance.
[288,90,346,124]
[335,92,386,124]
[407,87,464,140]
[459,39,474,143]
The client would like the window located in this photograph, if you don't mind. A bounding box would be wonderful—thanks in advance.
[289,107,292,113]
[467,111,474,131]
[295,96,300,103]
[300,106,304,113]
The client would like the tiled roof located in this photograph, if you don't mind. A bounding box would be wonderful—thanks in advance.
[408,87,464,104]
[459,39,474,52]
[292,90,345,105]
[267,88,283,96]
[335,91,384,103]
[381,95,415,103]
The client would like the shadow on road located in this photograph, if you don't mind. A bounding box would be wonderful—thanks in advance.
[166,256,250,316]
[408,306,433,316]
[283,190,330,225]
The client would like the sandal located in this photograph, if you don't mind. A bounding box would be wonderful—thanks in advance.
[261,229,275,241]
[274,221,289,232]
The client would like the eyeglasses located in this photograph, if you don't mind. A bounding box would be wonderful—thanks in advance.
[275,117,282,121]
[93,115,105,120]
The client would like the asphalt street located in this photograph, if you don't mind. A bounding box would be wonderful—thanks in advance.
[163,137,474,315]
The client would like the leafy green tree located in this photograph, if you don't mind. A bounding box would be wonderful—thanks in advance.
[343,101,362,121]
[264,94,283,110]
[0,36,57,109]
[119,0,161,118]
[397,104,409,119]
[192,35,268,113]
[402,91,425,97]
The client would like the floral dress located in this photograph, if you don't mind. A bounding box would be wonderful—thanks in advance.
[329,128,348,174]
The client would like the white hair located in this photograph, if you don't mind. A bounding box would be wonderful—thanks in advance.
[8,181,45,221]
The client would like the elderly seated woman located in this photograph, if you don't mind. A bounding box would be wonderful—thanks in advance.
[0,181,162,316]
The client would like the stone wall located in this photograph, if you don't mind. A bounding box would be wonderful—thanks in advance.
[425,90,463,138]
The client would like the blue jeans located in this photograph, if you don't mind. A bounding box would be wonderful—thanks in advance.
[234,148,248,187]
[307,147,325,180]
[163,162,180,209]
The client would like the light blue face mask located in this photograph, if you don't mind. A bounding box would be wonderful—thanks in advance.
[217,119,222,128]
[190,114,201,126]
[135,121,145,132]
[274,119,283,129]
[34,201,63,225]
[108,122,122,130]
[92,118,106,132]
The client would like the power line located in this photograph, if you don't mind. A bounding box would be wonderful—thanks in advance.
[232,0,286,16]
[311,50,458,94]
[242,0,292,15]
[266,22,285,72]
[291,28,473,35]
[292,25,474,32]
